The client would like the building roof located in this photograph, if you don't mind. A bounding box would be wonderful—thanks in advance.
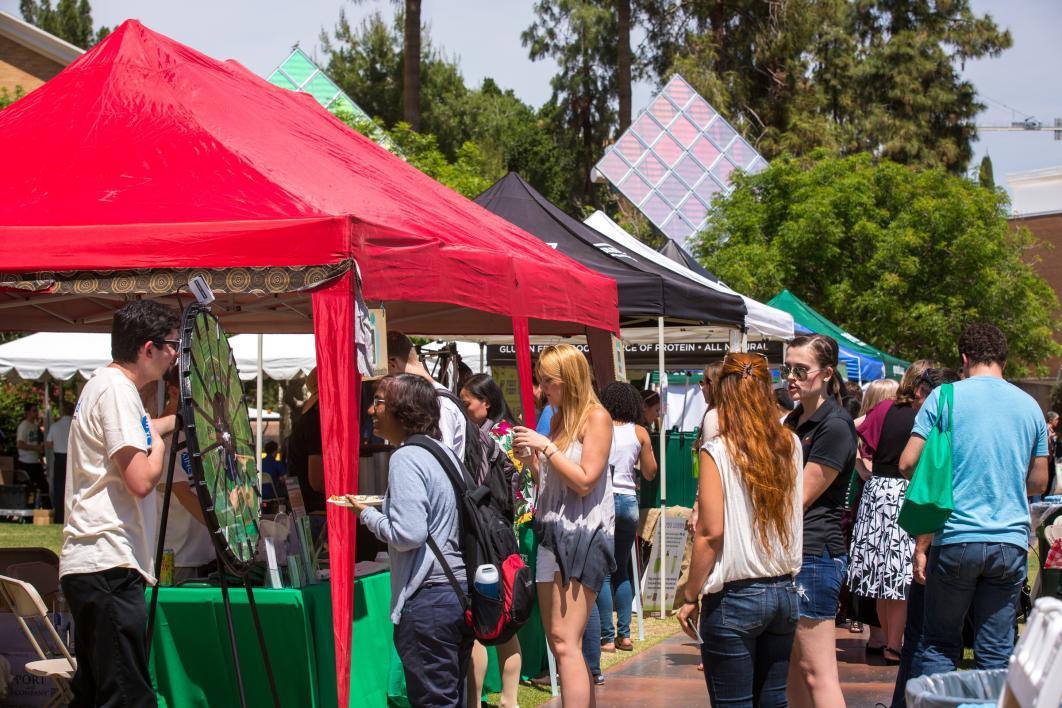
[0,10,83,65]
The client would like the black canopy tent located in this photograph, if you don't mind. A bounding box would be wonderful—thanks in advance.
[474,173,746,329]
[658,238,719,283]
[475,172,748,616]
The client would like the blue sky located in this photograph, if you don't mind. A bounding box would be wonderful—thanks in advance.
[4,0,1059,196]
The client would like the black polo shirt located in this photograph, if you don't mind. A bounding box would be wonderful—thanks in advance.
[784,397,857,558]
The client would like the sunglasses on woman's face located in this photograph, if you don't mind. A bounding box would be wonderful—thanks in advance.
[780,363,823,382]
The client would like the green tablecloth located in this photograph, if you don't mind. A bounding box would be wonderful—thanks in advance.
[148,570,502,707]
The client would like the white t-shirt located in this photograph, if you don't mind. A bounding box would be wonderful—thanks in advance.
[159,433,215,569]
[432,381,467,460]
[47,415,73,455]
[16,419,42,464]
[609,423,641,496]
[60,367,159,584]
[699,433,804,595]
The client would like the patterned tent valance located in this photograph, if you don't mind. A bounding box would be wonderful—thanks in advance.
[0,263,350,296]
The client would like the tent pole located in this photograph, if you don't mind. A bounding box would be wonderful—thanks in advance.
[657,316,667,618]
[480,342,486,374]
[256,334,264,475]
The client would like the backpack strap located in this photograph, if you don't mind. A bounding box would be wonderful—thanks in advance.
[405,435,473,607]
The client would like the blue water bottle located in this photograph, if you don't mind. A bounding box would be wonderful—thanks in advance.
[474,564,500,599]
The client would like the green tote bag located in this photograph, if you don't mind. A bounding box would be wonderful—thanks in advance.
[898,383,954,535]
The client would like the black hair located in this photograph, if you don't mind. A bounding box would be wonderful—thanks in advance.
[460,373,515,426]
[23,402,37,414]
[774,386,795,411]
[918,367,961,393]
[386,332,414,363]
[958,323,1008,367]
[111,300,179,364]
[789,333,843,404]
[641,389,660,407]
[376,374,441,439]
[264,440,279,455]
[600,381,644,424]
[841,396,861,419]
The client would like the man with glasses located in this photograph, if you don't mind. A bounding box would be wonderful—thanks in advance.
[59,300,179,708]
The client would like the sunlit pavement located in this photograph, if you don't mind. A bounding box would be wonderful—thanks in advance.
[541,626,897,707]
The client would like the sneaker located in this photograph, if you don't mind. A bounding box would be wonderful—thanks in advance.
[594,674,605,686]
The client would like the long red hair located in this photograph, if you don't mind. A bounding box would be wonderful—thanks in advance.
[715,353,798,558]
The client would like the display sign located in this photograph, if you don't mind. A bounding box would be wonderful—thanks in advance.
[640,509,691,614]
[611,335,627,382]
[487,339,783,369]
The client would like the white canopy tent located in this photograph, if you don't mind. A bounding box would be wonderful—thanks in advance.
[0,332,318,381]
[584,211,794,340]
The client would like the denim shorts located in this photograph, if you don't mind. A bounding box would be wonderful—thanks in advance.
[795,548,848,620]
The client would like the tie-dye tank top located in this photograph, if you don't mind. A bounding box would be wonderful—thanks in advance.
[533,440,617,589]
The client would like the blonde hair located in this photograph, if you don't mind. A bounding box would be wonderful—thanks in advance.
[896,359,937,406]
[858,378,898,416]
[537,344,600,452]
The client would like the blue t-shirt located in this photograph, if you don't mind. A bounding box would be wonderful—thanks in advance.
[912,376,1048,548]
[536,405,555,436]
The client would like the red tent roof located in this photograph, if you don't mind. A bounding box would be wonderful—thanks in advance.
[0,20,617,334]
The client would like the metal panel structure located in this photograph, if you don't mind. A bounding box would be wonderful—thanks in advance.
[593,75,768,244]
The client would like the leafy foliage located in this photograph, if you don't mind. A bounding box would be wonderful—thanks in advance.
[691,152,1060,373]
[321,10,571,205]
[0,86,26,110]
[639,0,1011,173]
[19,0,109,49]
[523,0,618,208]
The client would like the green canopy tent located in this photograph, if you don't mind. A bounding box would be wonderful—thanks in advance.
[769,289,909,381]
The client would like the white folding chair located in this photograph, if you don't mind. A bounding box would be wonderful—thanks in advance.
[0,574,76,708]
[999,596,1062,708]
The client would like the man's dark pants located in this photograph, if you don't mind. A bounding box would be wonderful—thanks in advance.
[919,542,1026,675]
[394,583,474,707]
[51,453,66,524]
[60,568,156,708]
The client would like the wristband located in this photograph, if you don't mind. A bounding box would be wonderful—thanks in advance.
[682,597,699,606]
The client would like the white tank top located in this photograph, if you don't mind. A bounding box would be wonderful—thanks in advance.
[608,423,641,496]
[699,434,805,594]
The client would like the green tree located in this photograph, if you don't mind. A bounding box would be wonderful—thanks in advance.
[691,152,1060,373]
[20,0,109,49]
[639,0,1011,172]
[321,10,466,158]
[0,86,26,110]
[524,0,618,208]
[979,155,995,189]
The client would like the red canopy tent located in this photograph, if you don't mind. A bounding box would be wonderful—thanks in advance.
[0,20,619,705]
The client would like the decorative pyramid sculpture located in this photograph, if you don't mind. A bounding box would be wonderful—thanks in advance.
[267,47,395,150]
[593,75,767,244]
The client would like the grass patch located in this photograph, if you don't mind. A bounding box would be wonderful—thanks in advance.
[0,521,63,555]
[488,615,681,707]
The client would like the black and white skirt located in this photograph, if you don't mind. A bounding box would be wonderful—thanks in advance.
[846,476,914,600]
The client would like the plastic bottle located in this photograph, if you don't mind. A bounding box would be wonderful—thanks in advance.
[474,564,500,599]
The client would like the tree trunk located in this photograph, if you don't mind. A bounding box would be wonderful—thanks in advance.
[617,0,632,132]
[403,0,422,130]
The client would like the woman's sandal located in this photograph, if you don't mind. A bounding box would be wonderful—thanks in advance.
[617,638,634,651]
[883,647,901,666]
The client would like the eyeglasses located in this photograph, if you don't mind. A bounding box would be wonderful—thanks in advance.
[153,339,181,350]
[780,363,823,381]
[372,396,387,408]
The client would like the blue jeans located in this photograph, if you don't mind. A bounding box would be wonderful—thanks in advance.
[699,576,799,708]
[582,592,602,676]
[795,547,848,620]
[599,494,640,643]
[890,572,927,708]
[920,542,1026,675]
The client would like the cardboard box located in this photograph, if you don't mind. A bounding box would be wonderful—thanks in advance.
[32,510,53,526]
[0,457,13,486]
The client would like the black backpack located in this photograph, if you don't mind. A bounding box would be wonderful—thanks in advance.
[435,389,517,523]
[407,435,534,645]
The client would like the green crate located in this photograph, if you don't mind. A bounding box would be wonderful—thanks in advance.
[640,430,700,509]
